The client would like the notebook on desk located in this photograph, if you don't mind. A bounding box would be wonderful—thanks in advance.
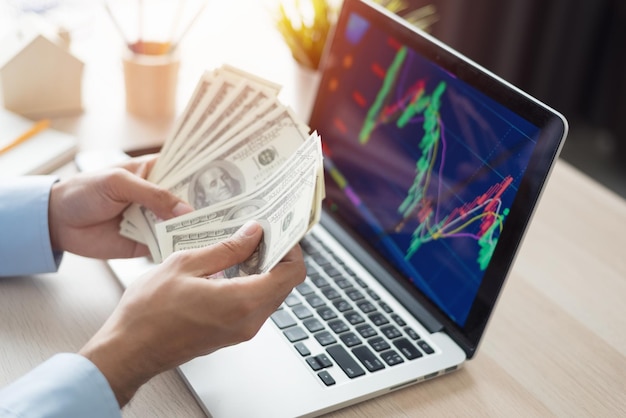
[0,109,77,178]
[108,0,567,416]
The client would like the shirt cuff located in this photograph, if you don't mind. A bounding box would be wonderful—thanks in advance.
[0,353,121,418]
[0,176,62,276]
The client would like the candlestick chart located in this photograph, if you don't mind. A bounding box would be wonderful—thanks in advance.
[356,46,512,271]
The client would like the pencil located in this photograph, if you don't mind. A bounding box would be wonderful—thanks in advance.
[0,119,51,155]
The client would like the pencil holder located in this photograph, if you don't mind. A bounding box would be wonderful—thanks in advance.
[122,44,179,119]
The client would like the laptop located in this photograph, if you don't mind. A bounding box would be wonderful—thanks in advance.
[109,0,568,416]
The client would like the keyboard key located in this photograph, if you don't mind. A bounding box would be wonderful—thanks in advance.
[340,332,362,347]
[315,353,333,368]
[393,338,423,360]
[379,301,393,313]
[313,253,331,266]
[355,324,377,338]
[356,300,377,314]
[334,278,352,289]
[315,331,337,346]
[324,265,342,277]
[294,342,310,356]
[271,310,297,329]
[296,282,315,296]
[368,336,390,352]
[344,310,365,325]
[317,370,336,386]
[328,319,350,334]
[326,345,365,378]
[391,314,406,326]
[404,327,420,340]
[354,277,368,288]
[284,293,301,307]
[345,288,365,301]
[284,327,308,342]
[417,340,435,354]
[380,350,404,366]
[352,345,385,372]
[381,325,402,339]
[368,312,389,326]
[292,305,313,319]
[321,287,341,300]
[306,356,322,371]
[303,318,325,333]
[367,289,381,301]
[309,273,329,288]
[317,306,337,321]
[333,298,352,312]
[306,294,326,308]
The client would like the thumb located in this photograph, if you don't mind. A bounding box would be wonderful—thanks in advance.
[109,170,194,220]
[169,221,264,277]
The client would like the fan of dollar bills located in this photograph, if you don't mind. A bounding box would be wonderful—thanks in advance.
[120,64,324,274]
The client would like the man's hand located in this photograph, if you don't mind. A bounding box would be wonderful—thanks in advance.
[48,155,193,259]
[78,220,306,407]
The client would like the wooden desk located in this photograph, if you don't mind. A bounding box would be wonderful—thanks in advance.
[1,1,625,416]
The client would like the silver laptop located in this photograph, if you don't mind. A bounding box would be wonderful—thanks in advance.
[109,0,568,416]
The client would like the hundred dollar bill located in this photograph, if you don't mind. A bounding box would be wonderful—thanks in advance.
[164,157,319,272]
[185,97,285,171]
[155,134,321,255]
[162,105,310,192]
[151,65,281,183]
[168,91,280,176]
[158,81,274,182]
[152,74,243,183]
[149,70,217,182]
[216,64,282,96]
[131,106,311,261]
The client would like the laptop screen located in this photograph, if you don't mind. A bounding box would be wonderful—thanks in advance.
[310,0,566,354]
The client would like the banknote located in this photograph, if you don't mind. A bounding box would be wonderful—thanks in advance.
[156,65,281,182]
[155,134,321,256]
[158,82,275,182]
[149,70,217,182]
[216,64,282,96]
[132,106,311,261]
[151,74,242,183]
[164,156,319,272]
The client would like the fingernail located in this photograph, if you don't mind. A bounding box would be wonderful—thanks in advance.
[172,202,194,217]
[239,220,260,237]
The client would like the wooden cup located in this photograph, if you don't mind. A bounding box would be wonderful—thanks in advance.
[123,42,179,119]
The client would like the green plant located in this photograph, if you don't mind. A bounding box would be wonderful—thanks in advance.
[275,0,438,70]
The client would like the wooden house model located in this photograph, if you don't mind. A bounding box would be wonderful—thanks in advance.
[0,15,84,118]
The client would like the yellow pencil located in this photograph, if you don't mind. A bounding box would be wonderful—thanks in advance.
[0,119,51,155]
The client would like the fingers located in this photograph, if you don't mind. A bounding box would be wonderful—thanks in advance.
[106,169,193,220]
[228,245,306,310]
[259,246,306,306]
[118,154,159,178]
[166,221,264,276]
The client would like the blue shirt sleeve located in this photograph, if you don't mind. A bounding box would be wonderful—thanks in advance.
[0,176,63,276]
[0,178,121,416]
[0,354,121,418]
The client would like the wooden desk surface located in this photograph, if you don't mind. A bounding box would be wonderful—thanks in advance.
[1,1,625,416]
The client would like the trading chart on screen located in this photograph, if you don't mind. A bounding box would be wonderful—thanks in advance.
[316,12,540,326]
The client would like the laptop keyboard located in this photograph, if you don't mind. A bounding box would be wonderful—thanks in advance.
[271,233,435,387]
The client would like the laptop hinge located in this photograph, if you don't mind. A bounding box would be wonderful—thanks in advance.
[319,211,444,333]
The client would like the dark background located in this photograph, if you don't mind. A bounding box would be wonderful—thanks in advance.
[400,0,626,197]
